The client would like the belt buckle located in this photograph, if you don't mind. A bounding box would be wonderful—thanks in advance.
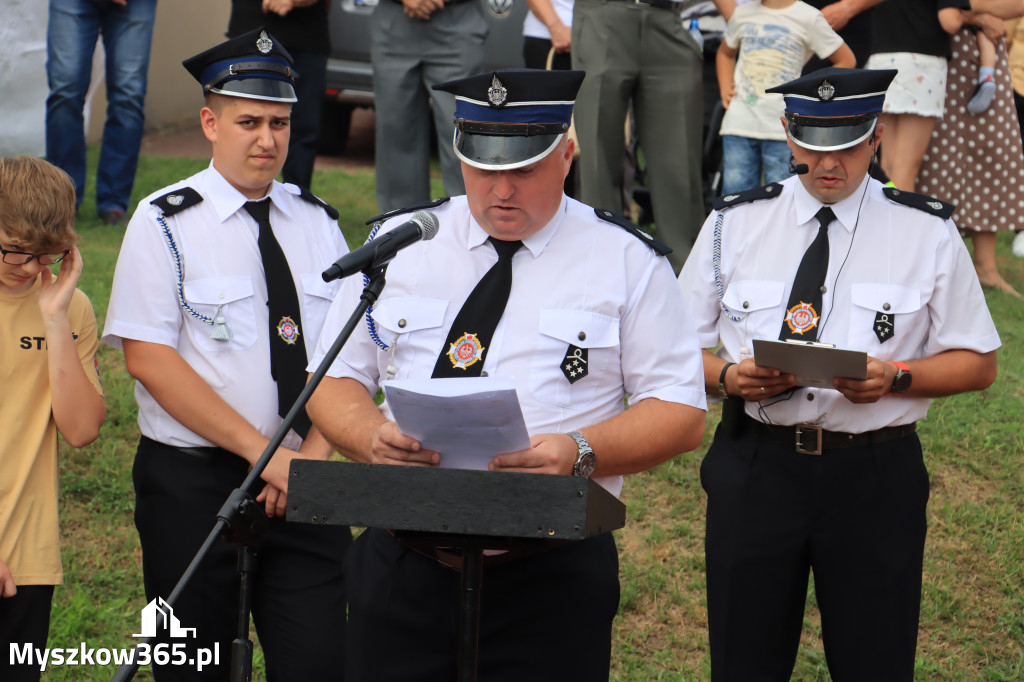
[794,424,823,455]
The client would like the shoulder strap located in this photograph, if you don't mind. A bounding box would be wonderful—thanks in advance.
[882,187,955,220]
[365,197,451,226]
[712,182,784,211]
[594,208,672,256]
[150,187,203,216]
[298,186,340,220]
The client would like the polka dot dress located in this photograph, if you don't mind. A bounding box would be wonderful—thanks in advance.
[918,28,1024,233]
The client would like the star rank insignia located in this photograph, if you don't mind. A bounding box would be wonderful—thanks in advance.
[873,311,894,343]
[560,344,588,384]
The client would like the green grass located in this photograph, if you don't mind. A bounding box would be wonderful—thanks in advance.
[37,149,1024,680]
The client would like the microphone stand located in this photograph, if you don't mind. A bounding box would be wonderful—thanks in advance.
[112,265,389,682]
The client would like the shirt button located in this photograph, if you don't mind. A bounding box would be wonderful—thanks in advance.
[578,331,586,341]
[480,370,489,377]
[883,303,891,311]
[742,301,750,309]
[806,393,815,401]
[398,319,407,328]
[218,293,225,299]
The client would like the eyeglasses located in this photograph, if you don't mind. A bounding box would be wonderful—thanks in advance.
[0,244,71,265]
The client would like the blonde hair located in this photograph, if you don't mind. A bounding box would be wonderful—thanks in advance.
[0,156,80,253]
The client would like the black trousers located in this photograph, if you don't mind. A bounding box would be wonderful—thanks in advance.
[282,50,327,190]
[345,527,620,681]
[701,419,929,682]
[133,437,351,681]
[0,585,53,682]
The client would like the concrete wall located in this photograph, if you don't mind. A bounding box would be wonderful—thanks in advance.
[88,0,229,142]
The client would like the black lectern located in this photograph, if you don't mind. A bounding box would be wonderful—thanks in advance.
[287,461,626,681]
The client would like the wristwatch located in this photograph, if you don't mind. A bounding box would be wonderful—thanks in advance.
[890,361,912,394]
[566,431,596,478]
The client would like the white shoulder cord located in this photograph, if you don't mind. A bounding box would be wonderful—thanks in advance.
[155,211,230,341]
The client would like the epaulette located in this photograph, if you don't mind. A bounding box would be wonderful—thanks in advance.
[594,208,672,256]
[882,186,955,219]
[712,182,784,211]
[298,186,340,220]
[150,187,203,216]
[365,197,450,225]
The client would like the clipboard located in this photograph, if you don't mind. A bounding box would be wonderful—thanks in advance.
[752,338,867,389]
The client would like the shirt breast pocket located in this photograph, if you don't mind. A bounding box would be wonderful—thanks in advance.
[182,277,258,351]
[722,280,786,323]
[849,283,923,353]
[529,309,620,408]
[371,296,450,373]
[299,274,339,342]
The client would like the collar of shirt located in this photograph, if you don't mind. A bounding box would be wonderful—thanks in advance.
[790,173,872,235]
[464,195,568,258]
[201,162,296,226]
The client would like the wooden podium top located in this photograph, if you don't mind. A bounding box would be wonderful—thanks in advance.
[287,461,626,541]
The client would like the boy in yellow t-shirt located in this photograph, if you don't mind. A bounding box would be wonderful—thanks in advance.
[0,156,105,682]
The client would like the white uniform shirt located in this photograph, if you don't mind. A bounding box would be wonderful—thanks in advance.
[103,164,349,450]
[678,175,1001,433]
[310,195,708,496]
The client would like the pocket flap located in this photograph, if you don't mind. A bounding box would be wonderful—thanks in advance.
[722,280,785,313]
[371,297,449,333]
[538,309,619,348]
[183,276,254,305]
[300,273,339,301]
[851,283,922,314]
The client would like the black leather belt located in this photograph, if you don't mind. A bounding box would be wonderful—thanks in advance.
[142,436,235,462]
[742,414,917,456]
[607,0,684,10]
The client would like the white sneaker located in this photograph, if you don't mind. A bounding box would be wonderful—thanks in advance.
[1014,230,1024,258]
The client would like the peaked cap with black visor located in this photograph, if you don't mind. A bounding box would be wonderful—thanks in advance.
[766,67,897,152]
[183,26,297,103]
[432,68,585,170]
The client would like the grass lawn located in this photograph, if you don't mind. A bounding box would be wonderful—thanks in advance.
[37,149,1024,680]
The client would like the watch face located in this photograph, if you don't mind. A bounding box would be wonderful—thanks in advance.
[574,451,596,478]
[893,370,912,394]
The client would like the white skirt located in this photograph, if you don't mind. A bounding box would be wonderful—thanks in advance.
[865,52,949,119]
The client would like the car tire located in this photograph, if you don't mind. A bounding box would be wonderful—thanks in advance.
[318,101,355,156]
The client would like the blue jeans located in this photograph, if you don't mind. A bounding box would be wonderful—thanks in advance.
[46,0,157,215]
[722,135,792,195]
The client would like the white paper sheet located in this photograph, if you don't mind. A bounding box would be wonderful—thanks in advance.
[382,377,532,470]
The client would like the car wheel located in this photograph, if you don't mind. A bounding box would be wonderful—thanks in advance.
[318,101,355,156]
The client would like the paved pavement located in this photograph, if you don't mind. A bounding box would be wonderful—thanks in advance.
[140,107,376,173]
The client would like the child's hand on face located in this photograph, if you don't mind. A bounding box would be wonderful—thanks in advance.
[38,246,82,323]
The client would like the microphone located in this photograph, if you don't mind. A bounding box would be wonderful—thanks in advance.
[322,210,440,282]
[788,155,809,175]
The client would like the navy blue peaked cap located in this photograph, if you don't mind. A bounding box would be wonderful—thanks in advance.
[766,67,897,151]
[433,69,586,170]
[183,27,297,103]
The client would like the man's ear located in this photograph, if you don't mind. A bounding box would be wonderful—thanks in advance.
[200,106,218,144]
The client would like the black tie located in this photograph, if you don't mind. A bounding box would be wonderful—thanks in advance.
[780,206,834,342]
[432,237,523,378]
[243,200,311,438]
